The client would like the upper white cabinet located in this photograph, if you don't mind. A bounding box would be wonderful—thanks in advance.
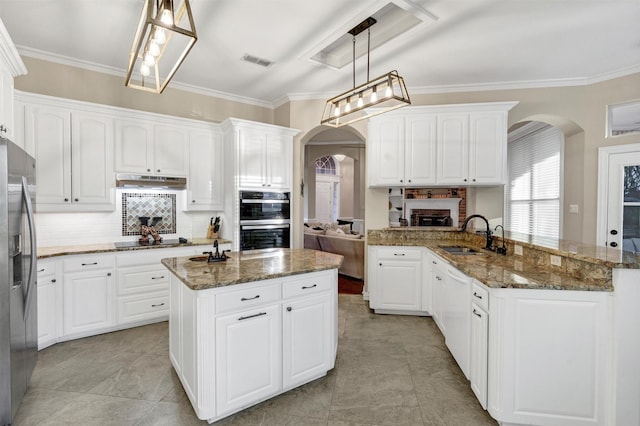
[114,120,189,176]
[186,127,224,211]
[367,102,517,187]
[0,19,27,139]
[368,113,437,187]
[19,95,115,212]
[223,118,299,191]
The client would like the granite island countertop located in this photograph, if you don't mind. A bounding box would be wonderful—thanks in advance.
[161,248,344,290]
[37,238,232,259]
[369,228,620,292]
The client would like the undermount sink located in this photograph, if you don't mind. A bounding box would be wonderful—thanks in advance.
[438,245,483,255]
[189,255,231,262]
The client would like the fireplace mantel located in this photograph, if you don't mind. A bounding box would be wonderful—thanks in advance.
[405,198,462,227]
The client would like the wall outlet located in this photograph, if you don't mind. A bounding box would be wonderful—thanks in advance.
[514,245,523,256]
[550,255,562,266]
[569,204,579,214]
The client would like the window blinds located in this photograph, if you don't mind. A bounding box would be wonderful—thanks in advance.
[506,124,563,238]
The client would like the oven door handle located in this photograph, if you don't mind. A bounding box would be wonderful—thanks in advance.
[241,224,290,231]
[241,199,290,204]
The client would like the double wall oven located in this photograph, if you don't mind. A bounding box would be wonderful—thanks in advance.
[239,191,290,251]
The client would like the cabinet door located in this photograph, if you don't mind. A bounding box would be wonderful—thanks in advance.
[154,124,189,176]
[26,105,71,205]
[237,129,267,188]
[71,112,114,206]
[437,113,469,185]
[265,134,291,190]
[367,116,404,187]
[431,262,447,334]
[63,269,114,336]
[114,120,153,173]
[376,260,421,311]
[444,266,471,378]
[0,66,14,138]
[215,304,281,416]
[405,115,437,186]
[282,293,331,389]
[187,128,224,210]
[470,304,488,409]
[469,112,506,184]
[37,275,57,350]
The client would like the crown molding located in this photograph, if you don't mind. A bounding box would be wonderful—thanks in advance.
[0,21,27,76]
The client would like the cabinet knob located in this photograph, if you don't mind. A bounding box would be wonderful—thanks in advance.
[192,200,196,203]
[472,178,476,182]
[610,242,618,247]
[610,229,618,235]
[400,179,403,183]
[107,272,111,277]
[379,262,382,266]
[0,125,6,133]
[286,307,292,312]
[408,179,412,183]
[157,169,161,173]
[51,278,56,283]
[74,198,79,202]
[64,198,69,202]
[464,179,468,182]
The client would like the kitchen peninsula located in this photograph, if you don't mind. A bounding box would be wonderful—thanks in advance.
[368,227,640,426]
[161,248,342,423]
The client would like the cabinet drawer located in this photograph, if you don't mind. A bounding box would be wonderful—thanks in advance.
[117,291,169,324]
[63,255,114,272]
[117,266,169,296]
[215,283,281,315]
[471,281,489,312]
[376,247,422,260]
[37,260,56,278]
[283,273,332,300]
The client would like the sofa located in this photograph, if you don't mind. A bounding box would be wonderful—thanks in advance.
[304,224,365,279]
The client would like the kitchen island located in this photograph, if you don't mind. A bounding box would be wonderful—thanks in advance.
[161,248,343,423]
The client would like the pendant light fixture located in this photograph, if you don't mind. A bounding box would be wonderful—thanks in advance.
[321,17,411,128]
[125,0,197,94]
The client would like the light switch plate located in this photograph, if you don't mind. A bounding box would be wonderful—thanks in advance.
[569,204,579,214]
[550,255,562,266]
[514,245,523,256]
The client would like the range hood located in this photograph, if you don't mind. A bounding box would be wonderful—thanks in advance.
[116,173,187,189]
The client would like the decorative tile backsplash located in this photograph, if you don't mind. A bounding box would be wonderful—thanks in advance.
[121,193,176,236]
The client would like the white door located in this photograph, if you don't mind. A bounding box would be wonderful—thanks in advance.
[315,179,334,223]
[605,151,640,251]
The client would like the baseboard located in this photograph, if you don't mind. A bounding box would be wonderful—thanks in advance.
[362,291,369,300]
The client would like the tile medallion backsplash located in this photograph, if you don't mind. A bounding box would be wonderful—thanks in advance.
[122,193,176,236]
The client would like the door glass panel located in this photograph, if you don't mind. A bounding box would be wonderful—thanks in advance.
[622,166,640,252]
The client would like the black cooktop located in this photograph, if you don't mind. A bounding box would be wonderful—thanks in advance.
[114,239,188,249]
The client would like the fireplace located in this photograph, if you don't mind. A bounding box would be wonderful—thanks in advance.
[411,209,453,227]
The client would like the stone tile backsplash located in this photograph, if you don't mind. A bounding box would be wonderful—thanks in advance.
[121,193,176,236]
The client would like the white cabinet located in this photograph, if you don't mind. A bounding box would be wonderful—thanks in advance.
[62,254,115,337]
[20,97,114,211]
[368,246,425,314]
[367,102,516,187]
[0,20,27,139]
[443,264,471,379]
[430,253,448,333]
[36,260,59,350]
[185,127,224,210]
[488,289,612,426]
[114,120,189,176]
[367,113,437,187]
[470,281,489,409]
[215,304,282,416]
[223,118,298,191]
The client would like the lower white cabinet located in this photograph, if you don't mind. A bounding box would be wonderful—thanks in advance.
[63,267,115,336]
[470,281,489,409]
[368,246,425,314]
[443,264,471,379]
[36,260,58,350]
[216,304,282,417]
[430,253,448,333]
[168,268,338,423]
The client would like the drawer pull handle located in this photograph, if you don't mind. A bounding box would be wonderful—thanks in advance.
[432,261,437,264]
[151,276,165,280]
[37,268,45,272]
[394,253,406,256]
[302,284,317,290]
[241,295,260,301]
[151,303,165,307]
[473,309,482,318]
[239,312,267,321]
[473,292,483,299]
[81,262,98,266]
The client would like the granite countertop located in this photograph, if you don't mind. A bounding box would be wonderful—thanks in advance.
[369,228,616,291]
[161,248,344,291]
[37,238,231,259]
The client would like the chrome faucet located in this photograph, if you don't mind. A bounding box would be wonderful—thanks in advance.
[494,225,507,255]
[460,214,493,250]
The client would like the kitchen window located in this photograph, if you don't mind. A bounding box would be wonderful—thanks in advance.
[506,123,563,238]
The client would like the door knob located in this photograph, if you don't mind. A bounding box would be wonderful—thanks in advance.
[610,229,618,235]
[610,242,618,247]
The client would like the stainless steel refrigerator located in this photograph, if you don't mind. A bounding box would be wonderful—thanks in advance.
[0,137,37,426]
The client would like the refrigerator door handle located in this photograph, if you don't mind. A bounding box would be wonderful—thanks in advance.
[22,176,37,318]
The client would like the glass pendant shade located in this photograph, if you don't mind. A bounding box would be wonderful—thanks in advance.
[125,0,197,94]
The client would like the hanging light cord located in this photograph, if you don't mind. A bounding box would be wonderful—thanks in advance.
[352,36,356,89]
[367,28,371,82]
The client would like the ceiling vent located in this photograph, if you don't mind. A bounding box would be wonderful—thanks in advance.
[242,53,275,68]
[304,1,438,70]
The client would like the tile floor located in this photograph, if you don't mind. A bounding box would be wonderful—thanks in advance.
[14,295,497,426]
